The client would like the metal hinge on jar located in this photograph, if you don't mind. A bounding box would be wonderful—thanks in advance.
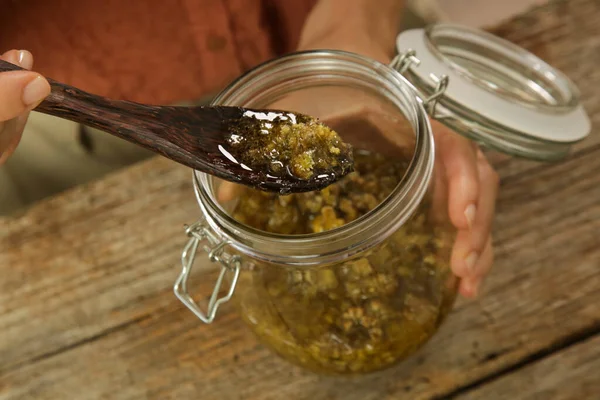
[174,219,241,324]
[390,49,449,117]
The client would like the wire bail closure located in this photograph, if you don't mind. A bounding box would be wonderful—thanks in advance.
[390,49,449,119]
[174,219,241,324]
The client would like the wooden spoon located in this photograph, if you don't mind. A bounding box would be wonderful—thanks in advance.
[0,60,354,194]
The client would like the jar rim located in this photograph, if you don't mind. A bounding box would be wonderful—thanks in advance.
[424,23,580,112]
[193,50,435,266]
[396,25,590,159]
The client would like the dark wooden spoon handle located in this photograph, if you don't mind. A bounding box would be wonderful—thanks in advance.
[0,59,222,172]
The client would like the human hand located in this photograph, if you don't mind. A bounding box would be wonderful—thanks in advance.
[0,50,51,165]
[431,120,499,298]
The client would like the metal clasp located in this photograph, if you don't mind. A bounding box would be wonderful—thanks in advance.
[423,74,449,117]
[174,219,241,324]
[390,49,421,74]
[390,50,449,119]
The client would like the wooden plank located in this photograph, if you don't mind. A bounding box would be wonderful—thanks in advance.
[455,334,600,400]
[0,128,599,399]
[0,159,206,374]
[0,1,599,399]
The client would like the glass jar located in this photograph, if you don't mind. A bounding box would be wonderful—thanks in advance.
[174,24,590,375]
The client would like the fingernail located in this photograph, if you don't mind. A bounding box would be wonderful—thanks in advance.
[465,252,478,274]
[22,76,50,106]
[3,50,19,65]
[464,204,476,229]
[18,50,33,70]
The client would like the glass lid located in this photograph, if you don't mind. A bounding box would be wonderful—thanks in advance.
[395,24,591,161]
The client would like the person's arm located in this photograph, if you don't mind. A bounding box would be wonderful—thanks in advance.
[298,0,405,63]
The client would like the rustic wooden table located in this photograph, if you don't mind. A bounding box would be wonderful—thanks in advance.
[1,1,599,399]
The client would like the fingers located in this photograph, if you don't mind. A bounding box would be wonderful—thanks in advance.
[0,49,49,164]
[434,122,499,298]
[459,236,493,298]
[470,150,499,253]
[3,49,34,70]
[442,144,498,299]
[450,150,499,278]
[0,72,50,119]
[434,121,479,231]
[0,50,50,121]
[0,116,27,164]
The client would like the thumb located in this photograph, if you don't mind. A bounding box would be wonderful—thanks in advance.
[0,70,50,121]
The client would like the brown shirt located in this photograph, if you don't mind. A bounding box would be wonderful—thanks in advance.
[0,0,317,104]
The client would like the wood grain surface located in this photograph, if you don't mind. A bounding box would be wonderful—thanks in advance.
[455,335,600,400]
[1,0,599,399]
